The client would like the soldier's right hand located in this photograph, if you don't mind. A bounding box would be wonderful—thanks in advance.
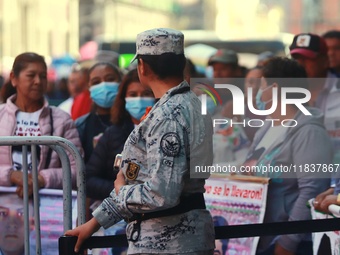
[65,217,101,253]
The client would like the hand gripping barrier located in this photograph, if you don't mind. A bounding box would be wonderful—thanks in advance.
[0,136,86,255]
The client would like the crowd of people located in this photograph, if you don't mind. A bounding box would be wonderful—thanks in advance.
[0,28,339,255]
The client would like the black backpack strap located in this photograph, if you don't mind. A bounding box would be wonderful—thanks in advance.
[44,107,53,169]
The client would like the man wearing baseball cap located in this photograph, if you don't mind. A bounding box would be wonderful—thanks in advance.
[290,33,329,77]
[66,28,215,254]
[208,49,240,78]
[290,33,338,110]
[291,33,340,249]
[301,32,340,228]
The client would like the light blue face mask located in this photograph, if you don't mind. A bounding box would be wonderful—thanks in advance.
[125,97,155,120]
[255,85,273,110]
[205,66,214,79]
[89,82,119,108]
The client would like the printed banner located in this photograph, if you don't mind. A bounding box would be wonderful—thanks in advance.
[0,187,77,255]
[0,178,268,255]
[204,177,268,255]
[310,200,340,255]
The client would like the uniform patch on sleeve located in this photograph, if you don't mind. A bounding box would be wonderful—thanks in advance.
[126,162,140,180]
[160,132,181,157]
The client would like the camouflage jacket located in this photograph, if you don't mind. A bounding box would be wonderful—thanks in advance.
[93,81,215,254]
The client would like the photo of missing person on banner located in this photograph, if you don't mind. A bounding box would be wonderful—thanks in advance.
[0,193,34,255]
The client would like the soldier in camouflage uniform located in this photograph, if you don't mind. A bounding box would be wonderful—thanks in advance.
[66,28,215,255]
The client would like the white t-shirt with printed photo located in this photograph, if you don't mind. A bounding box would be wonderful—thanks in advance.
[12,109,43,171]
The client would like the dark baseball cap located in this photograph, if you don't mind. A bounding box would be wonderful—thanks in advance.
[290,33,328,59]
[208,49,238,65]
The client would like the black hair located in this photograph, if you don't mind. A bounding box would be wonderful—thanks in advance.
[138,53,186,80]
[322,30,340,40]
[262,57,308,99]
[185,58,198,77]
[111,68,141,125]
[212,216,229,254]
[0,80,16,103]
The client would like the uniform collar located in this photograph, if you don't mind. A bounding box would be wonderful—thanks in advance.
[154,80,190,108]
[139,81,190,122]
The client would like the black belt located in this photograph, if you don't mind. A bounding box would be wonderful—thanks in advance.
[127,193,206,242]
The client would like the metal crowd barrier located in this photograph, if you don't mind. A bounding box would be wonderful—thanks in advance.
[0,136,86,255]
[58,218,340,254]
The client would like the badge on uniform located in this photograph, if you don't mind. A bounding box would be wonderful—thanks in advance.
[126,162,140,180]
[160,132,181,157]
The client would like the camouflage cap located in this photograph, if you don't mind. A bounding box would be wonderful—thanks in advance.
[131,28,184,63]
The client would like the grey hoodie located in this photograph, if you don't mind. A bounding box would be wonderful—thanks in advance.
[245,107,333,253]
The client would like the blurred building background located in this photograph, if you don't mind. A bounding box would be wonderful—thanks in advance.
[0,0,339,74]
[0,0,79,75]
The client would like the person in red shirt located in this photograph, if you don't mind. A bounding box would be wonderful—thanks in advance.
[71,88,92,120]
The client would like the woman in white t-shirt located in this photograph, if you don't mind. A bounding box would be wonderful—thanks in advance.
[0,52,83,197]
